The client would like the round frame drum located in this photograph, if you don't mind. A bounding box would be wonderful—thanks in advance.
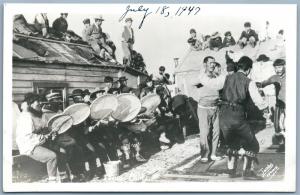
[47,114,73,134]
[90,94,118,120]
[63,103,90,125]
[112,93,141,122]
[141,94,161,114]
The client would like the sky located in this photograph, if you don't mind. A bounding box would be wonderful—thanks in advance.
[21,4,290,75]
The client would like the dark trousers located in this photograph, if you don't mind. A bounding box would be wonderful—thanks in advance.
[219,105,259,153]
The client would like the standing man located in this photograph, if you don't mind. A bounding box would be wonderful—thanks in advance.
[122,18,134,66]
[249,54,276,125]
[195,56,223,163]
[258,59,286,152]
[82,18,91,42]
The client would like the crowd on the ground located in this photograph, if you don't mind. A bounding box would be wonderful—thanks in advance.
[13,13,147,73]
[187,21,285,51]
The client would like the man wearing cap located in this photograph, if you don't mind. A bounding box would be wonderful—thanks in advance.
[249,54,276,126]
[187,28,203,51]
[122,18,134,66]
[117,76,133,94]
[52,13,69,38]
[258,59,286,152]
[198,56,269,179]
[103,76,118,94]
[222,31,236,48]
[153,66,170,85]
[82,18,91,42]
[238,22,259,48]
[86,15,115,62]
[16,93,68,182]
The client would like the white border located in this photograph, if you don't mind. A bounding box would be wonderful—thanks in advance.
[3,3,297,192]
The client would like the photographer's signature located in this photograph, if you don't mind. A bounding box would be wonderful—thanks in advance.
[258,163,279,179]
[119,5,201,29]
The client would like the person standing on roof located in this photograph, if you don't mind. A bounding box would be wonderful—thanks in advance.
[238,22,259,49]
[52,13,69,38]
[34,13,49,38]
[122,18,135,66]
[82,18,91,42]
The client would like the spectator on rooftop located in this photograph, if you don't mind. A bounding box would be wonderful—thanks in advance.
[202,35,211,50]
[222,31,236,48]
[82,18,91,42]
[34,13,50,38]
[122,18,135,66]
[13,14,38,36]
[187,28,203,51]
[52,13,69,38]
[209,32,223,51]
[238,22,259,49]
[259,21,271,42]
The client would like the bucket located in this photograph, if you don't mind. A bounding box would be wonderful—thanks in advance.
[103,160,121,177]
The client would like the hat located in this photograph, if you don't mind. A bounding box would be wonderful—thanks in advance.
[244,22,251,27]
[83,89,90,96]
[61,13,68,16]
[46,92,62,102]
[224,31,231,36]
[90,87,105,99]
[112,94,142,122]
[90,94,118,120]
[256,54,270,62]
[118,76,128,82]
[159,66,166,71]
[104,76,113,83]
[190,28,196,34]
[47,114,73,134]
[83,18,90,24]
[63,103,91,125]
[125,18,133,22]
[273,59,286,67]
[70,89,84,98]
[95,15,104,21]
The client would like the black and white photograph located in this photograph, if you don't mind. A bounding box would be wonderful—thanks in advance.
[3,3,297,192]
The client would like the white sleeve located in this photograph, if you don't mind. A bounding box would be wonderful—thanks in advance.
[249,81,268,110]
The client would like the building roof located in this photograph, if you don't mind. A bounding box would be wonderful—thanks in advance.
[175,39,286,74]
[13,33,147,76]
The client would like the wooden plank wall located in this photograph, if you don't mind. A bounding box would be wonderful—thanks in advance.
[13,61,146,104]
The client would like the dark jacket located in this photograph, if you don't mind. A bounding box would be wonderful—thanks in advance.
[222,37,236,47]
[239,29,259,41]
[52,17,68,36]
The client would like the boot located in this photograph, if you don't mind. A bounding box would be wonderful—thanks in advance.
[227,150,239,178]
[242,155,263,180]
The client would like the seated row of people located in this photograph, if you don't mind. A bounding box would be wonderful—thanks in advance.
[188,22,285,51]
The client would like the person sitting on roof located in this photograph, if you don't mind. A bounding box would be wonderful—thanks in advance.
[222,31,236,48]
[52,13,69,38]
[202,35,211,50]
[238,22,259,49]
[82,18,91,42]
[13,14,38,36]
[34,13,50,38]
[187,28,203,51]
[209,31,223,51]
[85,15,116,63]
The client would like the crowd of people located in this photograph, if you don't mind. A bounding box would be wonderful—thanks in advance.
[187,21,285,51]
[15,66,191,182]
[13,13,147,73]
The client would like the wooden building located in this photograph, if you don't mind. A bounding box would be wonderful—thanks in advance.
[13,33,148,108]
